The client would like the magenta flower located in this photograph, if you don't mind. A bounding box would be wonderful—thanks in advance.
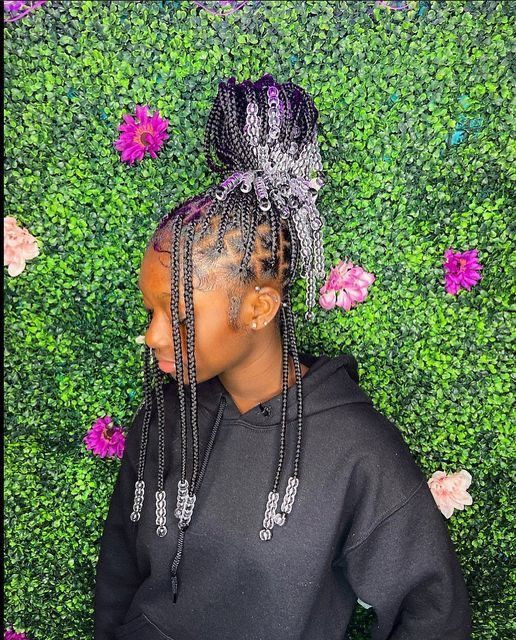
[427,470,473,519]
[4,629,30,640]
[4,0,48,23]
[114,104,169,165]
[4,1,26,10]
[83,415,126,459]
[443,247,483,295]
[319,259,375,312]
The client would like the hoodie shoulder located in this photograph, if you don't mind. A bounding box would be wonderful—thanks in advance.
[333,400,427,551]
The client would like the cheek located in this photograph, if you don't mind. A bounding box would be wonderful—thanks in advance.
[170,310,246,382]
[194,310,243,362]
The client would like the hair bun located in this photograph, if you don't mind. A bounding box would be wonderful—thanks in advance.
[204,75,321,176]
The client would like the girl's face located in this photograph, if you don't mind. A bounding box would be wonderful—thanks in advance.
[138,244,256,385]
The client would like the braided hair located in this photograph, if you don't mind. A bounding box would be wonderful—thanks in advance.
[131,74,326,602]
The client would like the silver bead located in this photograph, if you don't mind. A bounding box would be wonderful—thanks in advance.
[175,480,188,520]
[262,491,279,530]
[177,492,196,528]
[155,489,167,536]
[259,528,272,541]
[247,101,258,114]
[280,476,299,514]
[130,479,146,522]
[273,512,286,526]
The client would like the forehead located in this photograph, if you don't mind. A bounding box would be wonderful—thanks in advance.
[138,247,172,289]
[138,245,220,295]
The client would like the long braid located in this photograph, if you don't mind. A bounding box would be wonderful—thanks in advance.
[225,78,256,169]
[151,346,168,537]
[170,214,200,601]
[203,94,225,174]
[129,337,153,523]
[215,191,234,254]
[272,306,291,492]
[239,192,259,274]
[268,201,280,275]
[183,223,200,494]
[218,83,246,170]
[171,214,190,523]
[283,290,304,482]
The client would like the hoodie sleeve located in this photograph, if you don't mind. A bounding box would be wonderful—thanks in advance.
[338,479,473,640]
[93,405,145,640]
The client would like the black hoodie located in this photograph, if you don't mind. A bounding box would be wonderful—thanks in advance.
[94,352,473,640]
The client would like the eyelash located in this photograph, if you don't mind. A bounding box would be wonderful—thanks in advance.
[145,308,187,325]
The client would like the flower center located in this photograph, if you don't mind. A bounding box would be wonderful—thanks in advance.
[103,425,115,440]
[136,128,154,148]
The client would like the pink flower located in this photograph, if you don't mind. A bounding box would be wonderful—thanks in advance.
[114,104,169,165]
[4,216,40,277]
[83,415,126,459]
[4,628,30,640]
[427,469,473,519]
[319,259,375,311]
[443,247,483,295]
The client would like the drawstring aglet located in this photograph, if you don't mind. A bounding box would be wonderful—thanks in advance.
[171,574,178,603]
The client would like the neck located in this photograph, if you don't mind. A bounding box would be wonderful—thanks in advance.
[217,328,308,415]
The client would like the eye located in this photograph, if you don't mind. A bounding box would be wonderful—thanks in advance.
[144,307,186,325]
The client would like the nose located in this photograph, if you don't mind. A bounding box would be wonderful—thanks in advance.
[144,317,186,363]
[143,315,171,358]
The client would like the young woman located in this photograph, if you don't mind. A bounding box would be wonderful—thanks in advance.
[94,75,472,640]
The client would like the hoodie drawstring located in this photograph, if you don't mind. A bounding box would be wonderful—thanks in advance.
[170,394,227,602]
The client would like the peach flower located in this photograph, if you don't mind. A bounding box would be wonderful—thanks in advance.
[4,216,39,277]
[427,469,473,519]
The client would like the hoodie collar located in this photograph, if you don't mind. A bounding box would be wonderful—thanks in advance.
[195,352,371,428]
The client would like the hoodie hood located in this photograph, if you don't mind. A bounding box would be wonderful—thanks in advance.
[195,351,372,427]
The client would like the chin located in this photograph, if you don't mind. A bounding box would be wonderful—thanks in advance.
[168,369,210,385]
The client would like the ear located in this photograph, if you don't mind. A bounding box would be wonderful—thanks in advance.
[249,286,281,330]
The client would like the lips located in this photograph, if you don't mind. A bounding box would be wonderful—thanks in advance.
[158,360,176,373]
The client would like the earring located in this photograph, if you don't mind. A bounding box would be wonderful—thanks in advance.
[264,321,268,326]
[251,321,257,329]
[255,286,261,291]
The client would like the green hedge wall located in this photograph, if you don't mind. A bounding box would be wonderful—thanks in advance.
[4,1,514,638]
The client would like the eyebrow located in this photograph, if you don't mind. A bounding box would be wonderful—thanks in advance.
[138,287,170,299]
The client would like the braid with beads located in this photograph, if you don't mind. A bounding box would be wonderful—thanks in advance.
[131,74,326,601]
